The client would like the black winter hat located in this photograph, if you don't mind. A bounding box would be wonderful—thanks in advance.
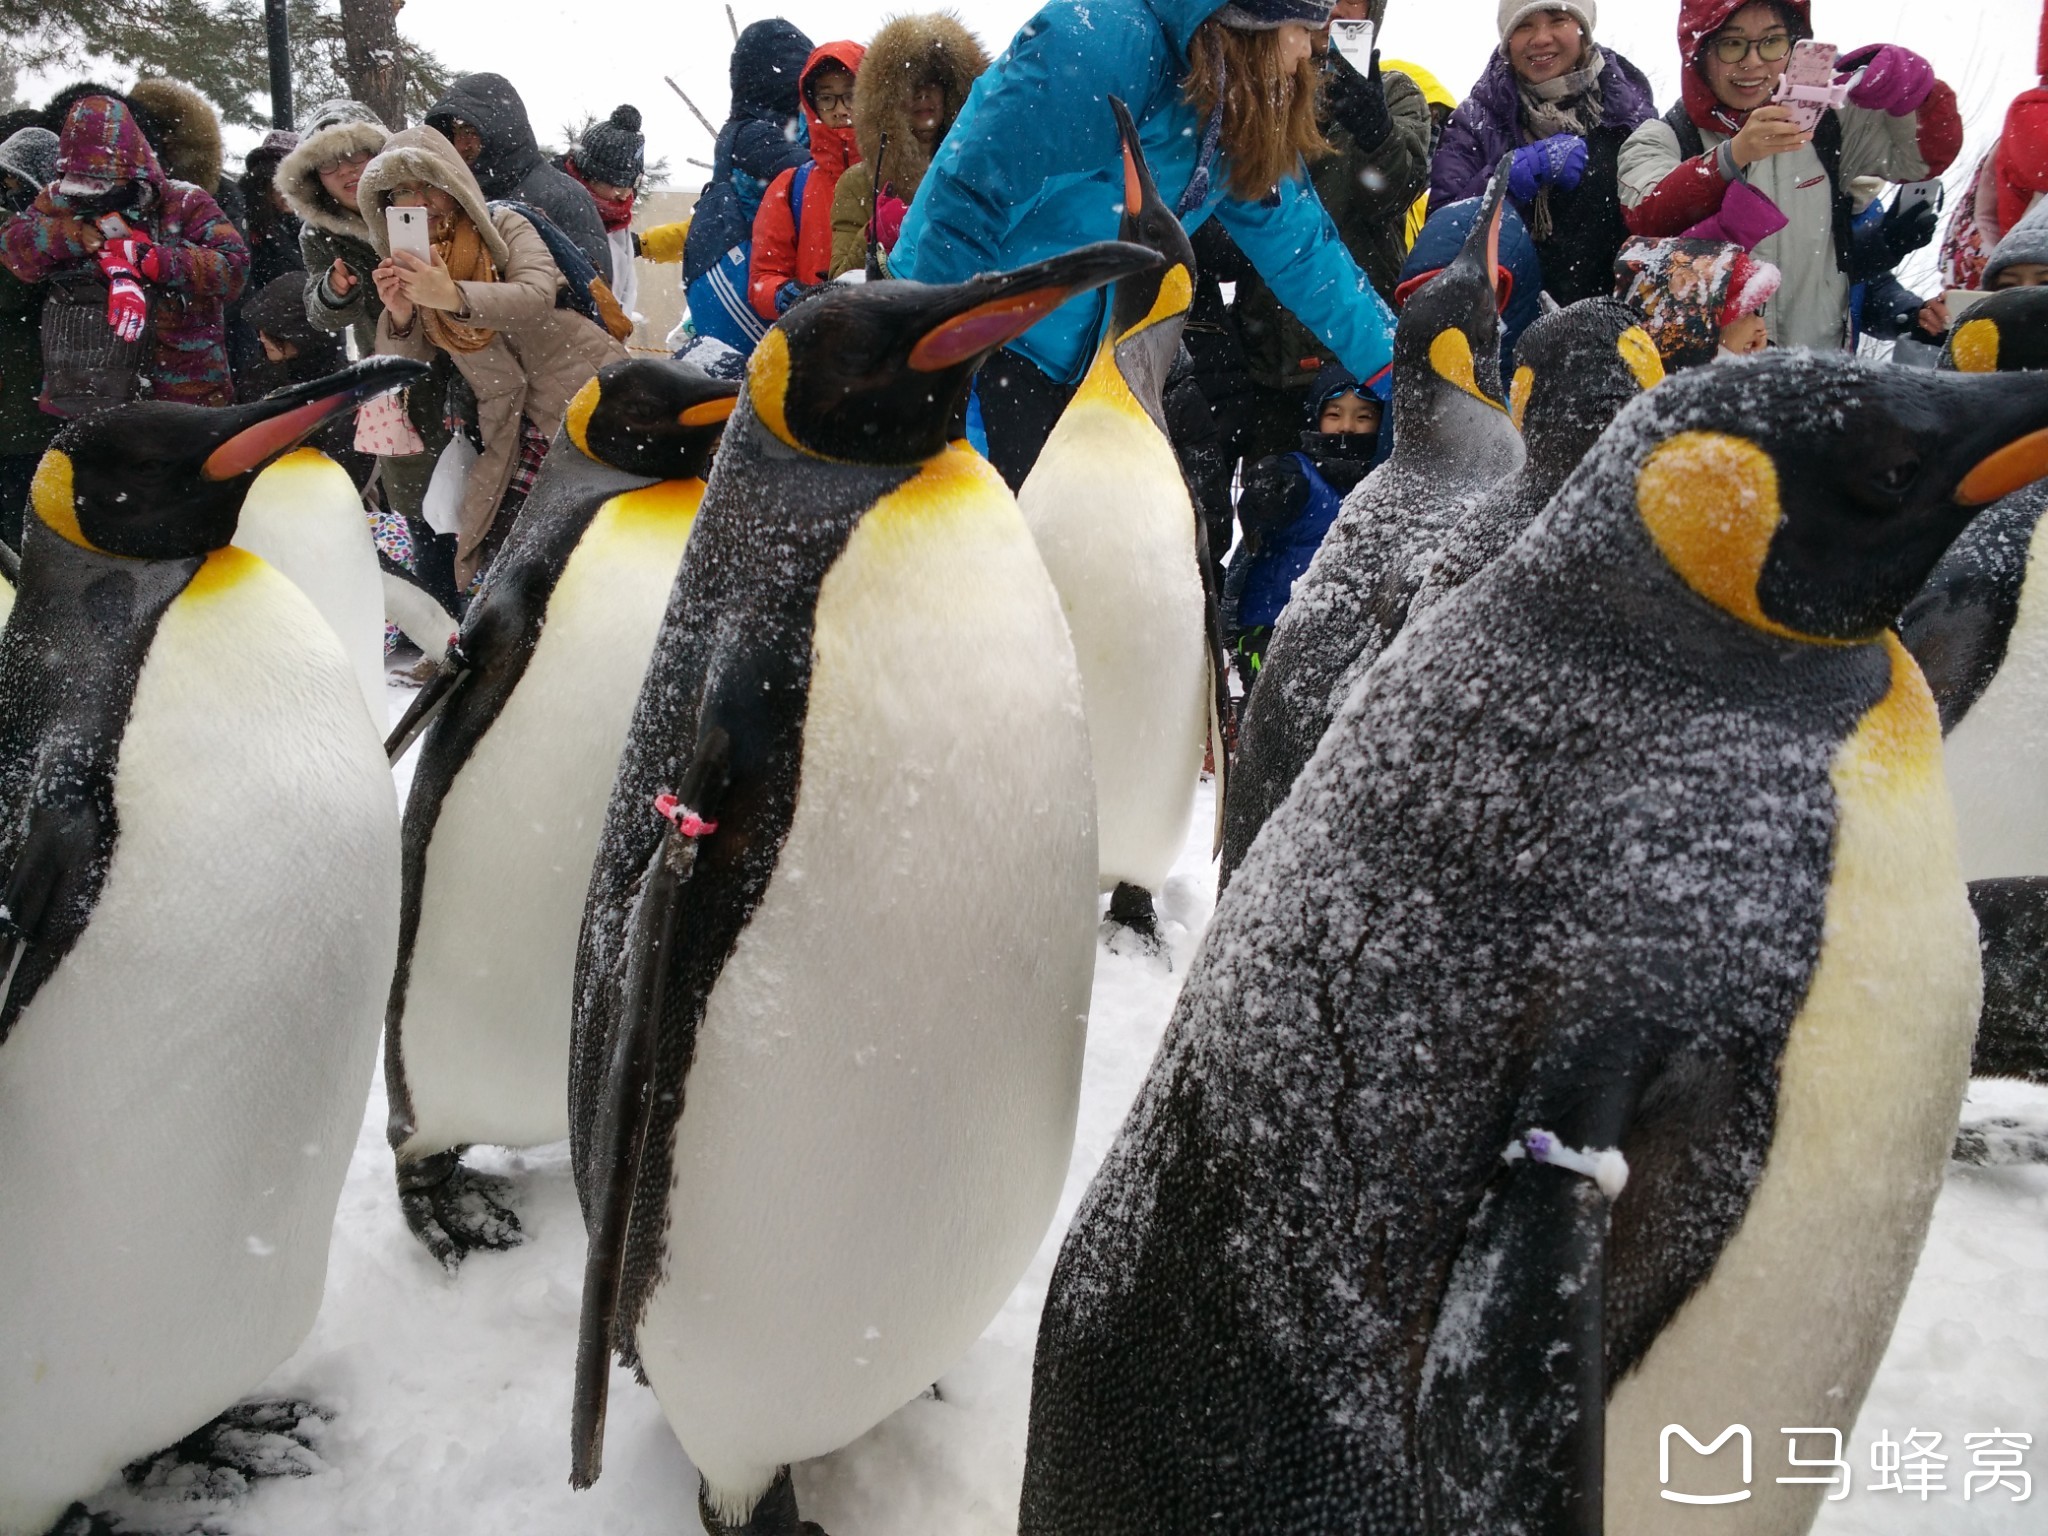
[577,104,645,187]
[244,273,327,350]
[1214,0,1338,28]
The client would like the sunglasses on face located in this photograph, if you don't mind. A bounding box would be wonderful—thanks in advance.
[1709,31,1794,65]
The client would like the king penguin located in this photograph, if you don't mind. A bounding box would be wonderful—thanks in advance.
[1019,354,2048,1536]
[0,359,414,1536]
[1410,297,1662,621]
[565,241,1161,1536]
[233,445,388,722]
[1017,98,1229,943]
[1220,164,1524,887]
[381,357,738,1267]
[1900,283,2048,1087]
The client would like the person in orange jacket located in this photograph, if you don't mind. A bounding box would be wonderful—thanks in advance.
[748,39,865,319]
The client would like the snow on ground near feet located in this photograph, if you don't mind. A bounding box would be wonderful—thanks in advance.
[83,678,2048,1533]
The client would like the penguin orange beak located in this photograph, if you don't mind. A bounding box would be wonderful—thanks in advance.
[908,240,1164,373]
[200,357,428,482]
[679,398,736,428]
[1959,428,2048,507]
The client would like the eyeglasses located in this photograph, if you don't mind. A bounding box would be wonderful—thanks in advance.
[813,91,855,112]
[317,149,372,174]
[1708,31,1793,65]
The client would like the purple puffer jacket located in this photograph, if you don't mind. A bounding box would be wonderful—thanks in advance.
[1429,46,1657,213]
[1,95,248,407]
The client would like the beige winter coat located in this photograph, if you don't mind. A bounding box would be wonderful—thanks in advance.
[359,125,625,580]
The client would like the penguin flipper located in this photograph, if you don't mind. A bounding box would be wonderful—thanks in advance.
[383,656,470,763]
[1414,1060,1644,1536]
[571,726,732,1490]
[1192,493,1232,858]
[0,791,112,1045]
[1969,877,2048,1083]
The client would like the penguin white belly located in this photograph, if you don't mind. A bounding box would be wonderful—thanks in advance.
[1021,397,1207,893]
[635,450,1098,1509]
[0,549,398,1533]
[398,484,697,1156]
[1605,638,1980,1535]
[235,448,387,723]
[1942,516,2048,880]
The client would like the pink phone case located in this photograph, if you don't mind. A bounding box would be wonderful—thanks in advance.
[1771,41,1846,133]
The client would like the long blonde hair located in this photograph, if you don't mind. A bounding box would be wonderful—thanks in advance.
[1182,19,1330,202]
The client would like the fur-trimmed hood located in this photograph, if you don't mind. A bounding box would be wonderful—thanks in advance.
[126,76,225,191]
[278,98,391,240]
[852,11,990,199]
[358,124,512,269]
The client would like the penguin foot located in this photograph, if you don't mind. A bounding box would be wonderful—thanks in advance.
[1953,1116,2048,1167]
[397,1149,524,1270]
[698,1468,828,1535]
[1101,882,1164,956]
[119,1397,327,1501]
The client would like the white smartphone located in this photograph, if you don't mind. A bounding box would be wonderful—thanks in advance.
[1330,19,1375,68]
[387,205,433,261]
[1896,178,1946,218]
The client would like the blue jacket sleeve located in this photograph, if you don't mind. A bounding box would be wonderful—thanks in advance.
[897,1,1164,285]
[1213,177,1395,385]
[1429,104,1496,215]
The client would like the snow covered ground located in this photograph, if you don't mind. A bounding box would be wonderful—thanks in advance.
[71,678,2048,1534]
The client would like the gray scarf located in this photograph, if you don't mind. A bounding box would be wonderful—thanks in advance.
[1517,46,1607,241]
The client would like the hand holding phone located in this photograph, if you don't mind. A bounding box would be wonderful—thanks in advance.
[387,205,433,262]
[1771,40,1848,133]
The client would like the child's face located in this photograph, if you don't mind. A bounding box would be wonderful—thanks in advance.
[259,334,299,365]
[1319,390,1381,435]
[1720,313,1769,355]
[1993,262,2048,290]
[810,68,856,130]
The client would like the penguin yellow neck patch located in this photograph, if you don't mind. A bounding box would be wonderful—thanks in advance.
[1430,329,1502,411]
[30,450,95,551]
[747,328,799,451]
[565,376,602,456]
[1509,366,1535,432]
[1950,317,1999,375]
[1119,264,1192,341]
[1637,431,1836,644]
[1618,327,1665,391]
[180,546,260,600]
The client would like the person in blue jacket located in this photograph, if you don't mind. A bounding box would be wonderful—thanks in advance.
[892,0,1398,488]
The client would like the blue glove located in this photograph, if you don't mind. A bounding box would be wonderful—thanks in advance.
[1507,134,1589,203]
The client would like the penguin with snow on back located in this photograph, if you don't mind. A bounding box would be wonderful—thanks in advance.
[1410,297,1663,621]
[566,241,1160,1536]
[1220,162,1524,888]
[1021,353,2048,1534]
[0,360,415,1535]
[381,358,738,1268]
[1901,283,2048,1090]
[1017,96,1231,945]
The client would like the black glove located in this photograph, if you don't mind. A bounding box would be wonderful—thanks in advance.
[1237,454,1312,539]
[1325,48,1393,152]
[1847,196,1939,281]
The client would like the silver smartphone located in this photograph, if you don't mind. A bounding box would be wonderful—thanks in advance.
[1330,19,1375,68]
[387,205,433,260]
[1896,178,1946,218]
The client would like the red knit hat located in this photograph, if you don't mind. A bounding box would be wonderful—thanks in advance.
[1718,249,1781,327]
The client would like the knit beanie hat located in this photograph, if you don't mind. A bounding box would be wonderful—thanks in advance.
[1719,249,1781,326]
[0,126,59,192]
[577,105,645,187]
[1214,0,1337,30]
[244,127,299,176]
[1986,196,2048,287]
[1499,2,1595,41]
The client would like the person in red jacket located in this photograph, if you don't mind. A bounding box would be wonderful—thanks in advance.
[748,40,865,319]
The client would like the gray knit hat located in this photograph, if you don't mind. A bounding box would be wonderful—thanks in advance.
[0,126,59,193]
[1987,198,2048,288]
[575,104,645,187]
[1214,0,1337,29]
[1499,2,1595,41]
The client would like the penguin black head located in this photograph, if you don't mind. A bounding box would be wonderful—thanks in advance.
[1394,159,1511,411]
[1508,297,1662,472]
[744,240,1165,465]
[29,357,426,562]
[1103,95,1197,384]
[1617,353,2048,643]
[1940,287,2048,376]
[563,358,740,482]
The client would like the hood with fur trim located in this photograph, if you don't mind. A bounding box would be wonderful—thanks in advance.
[126,76,225,192]
[277,98,391,240]
[357,124,512,269]
[852,12,989,201]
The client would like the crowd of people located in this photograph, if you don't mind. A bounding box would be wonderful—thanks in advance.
[3,0,2047,653]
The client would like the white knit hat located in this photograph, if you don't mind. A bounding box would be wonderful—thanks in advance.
[1499,3,1595,41]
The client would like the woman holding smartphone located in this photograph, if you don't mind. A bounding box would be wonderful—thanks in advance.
[359,125,623,588]
[1619,0,1961,351]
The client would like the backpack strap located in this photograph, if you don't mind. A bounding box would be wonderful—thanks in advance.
[788,161,815,243]
[1663,100,1707,161]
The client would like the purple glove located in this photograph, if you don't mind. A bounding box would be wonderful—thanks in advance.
[1836,45,1935,117]
[1683,181,1789,248]
[1507,134,1589,203]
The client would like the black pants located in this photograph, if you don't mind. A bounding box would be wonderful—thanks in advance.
[977,348,1078,492]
